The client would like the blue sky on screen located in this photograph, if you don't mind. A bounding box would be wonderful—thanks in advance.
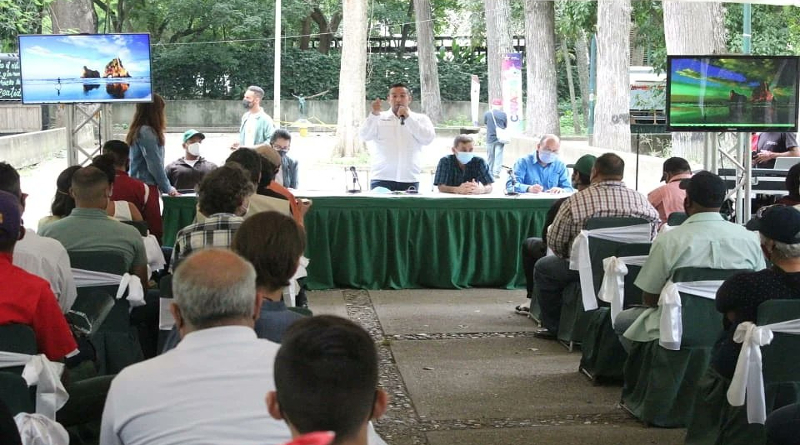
[671,58,748,86]
[19,34,150,80]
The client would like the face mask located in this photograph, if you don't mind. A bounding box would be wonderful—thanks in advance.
[278,150,288,157]
[242,99,254,109]
[455,152,475,164]
[187,143,201,157]
[538,150,558,164]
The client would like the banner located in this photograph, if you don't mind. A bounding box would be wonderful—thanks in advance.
[470,75,480,126]
[501,52,524,132]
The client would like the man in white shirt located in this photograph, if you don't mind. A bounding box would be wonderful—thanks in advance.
[0,162,76,312]
[234,85,276,149]
[359,83,436,191]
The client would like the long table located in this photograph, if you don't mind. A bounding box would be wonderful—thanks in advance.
[162,193,558,290]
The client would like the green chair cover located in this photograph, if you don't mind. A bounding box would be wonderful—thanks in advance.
[580,242,652,382]
[686,299,800,445]
[0,324,37,414]
[621,267,748,428]
[69,251,144,375]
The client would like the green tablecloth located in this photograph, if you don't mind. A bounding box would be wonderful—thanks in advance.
[161,194,555,290]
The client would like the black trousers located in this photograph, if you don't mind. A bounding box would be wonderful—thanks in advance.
[521,237,547,299]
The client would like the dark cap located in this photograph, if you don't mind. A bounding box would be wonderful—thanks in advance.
[567,154,597,176]
[662,157,691,181]
[746,205,800,244]
[0,190,21,243]
[679,170,726,208]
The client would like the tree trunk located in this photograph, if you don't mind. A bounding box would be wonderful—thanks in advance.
[562,39,581,134]
[299,15,312,50]
[664,1,726,160]
[524,0,559,136]
[594,0,631,151]
[398,0,414,58]
[575,29,591,130]
[50,0,96,34]
[413,0,443,124]
[485,0,512,102]
[334,0,368,157]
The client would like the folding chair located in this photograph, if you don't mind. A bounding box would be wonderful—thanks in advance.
[667,212,688,226]
[0,324,37,415]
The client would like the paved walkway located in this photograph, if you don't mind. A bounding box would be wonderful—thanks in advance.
[309,288,686,445]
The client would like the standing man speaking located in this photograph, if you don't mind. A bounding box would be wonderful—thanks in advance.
[359,83,436,191]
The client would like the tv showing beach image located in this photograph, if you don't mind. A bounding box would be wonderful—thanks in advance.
[666,55,800,132]
[18,33,152,104]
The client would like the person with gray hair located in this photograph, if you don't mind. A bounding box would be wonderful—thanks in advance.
[234,85,276,149]
[100,248,389,445]
[506,134,572,194]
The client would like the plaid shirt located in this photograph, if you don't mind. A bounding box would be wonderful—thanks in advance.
[171,213,244,271]
[433,155,494,186]
[548,180,660,258]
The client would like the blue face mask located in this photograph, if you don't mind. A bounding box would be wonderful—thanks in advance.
[455,152,475,164]
[538,150,558,164]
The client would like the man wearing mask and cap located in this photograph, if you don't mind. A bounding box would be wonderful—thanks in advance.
[647,156,692,225]
[434,135,494,194]
[506,134,572,195]
[165,129,218,191]
[484,98,508,178]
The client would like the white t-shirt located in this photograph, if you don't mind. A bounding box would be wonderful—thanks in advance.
[243,113,258,146]
[13,231,77,313]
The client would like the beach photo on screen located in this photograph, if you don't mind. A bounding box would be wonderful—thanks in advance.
[18,33,152,104]
[667,56,799,131]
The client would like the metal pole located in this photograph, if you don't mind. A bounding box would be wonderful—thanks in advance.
[743,133,752,223]
[743,3,752,55]
[588,34,597,144]
[273,0,282,125]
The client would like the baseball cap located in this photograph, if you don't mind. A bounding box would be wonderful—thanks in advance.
[491,99,502,106]
[183,129,205,143]
[0,190,21,244]
[679,170,726,208]
[567,154,597,176]
[661,157,691,181]
[746,205,800,244]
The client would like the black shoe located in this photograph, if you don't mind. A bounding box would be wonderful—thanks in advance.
[532,328,557,340]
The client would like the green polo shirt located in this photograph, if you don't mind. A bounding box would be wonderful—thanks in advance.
[39,208,147,271]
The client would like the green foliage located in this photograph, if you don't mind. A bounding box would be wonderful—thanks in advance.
[631,0,666,73]
[0,0,52,51]
[725,4,800,55]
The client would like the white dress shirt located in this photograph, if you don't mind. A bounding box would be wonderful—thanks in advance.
[359,110,436,183]
[100,325,387,445]
[13,231,77,313]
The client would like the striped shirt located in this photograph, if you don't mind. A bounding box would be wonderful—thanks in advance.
[548,180,660,258]
[171,213,244,271]
[433,155,494,187]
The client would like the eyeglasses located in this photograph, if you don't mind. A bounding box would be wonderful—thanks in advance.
[273,144,289,151]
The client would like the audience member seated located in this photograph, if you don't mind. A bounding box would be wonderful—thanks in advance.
[37,165,80,232]
[39,166,149,289]
[615,171,765,350]
[267,315,388,445]
[170,164,254,270]
[514,154,596,315]
[165,129,217,191]
[0,162,77,313]
[0,190,78,361]
[647,156,692,225]
[434,135,494,195]
[506,134,572,194]
[256,144,311,227]
[91,154,144,222]
[271,129,298,189]
[776,163,800,207]
[766,402,800,445]
[226,147,291,218]
[533,153,659,339]
[102,140,164,242]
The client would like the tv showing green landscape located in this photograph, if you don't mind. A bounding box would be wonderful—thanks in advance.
[666,55,799,132]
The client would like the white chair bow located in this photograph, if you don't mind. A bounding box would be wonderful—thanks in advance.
[0,352,68,420]
[597,255,648,327]
[657,280,723,350]
[72,268,145,307]
[569,224,652,311]
[727,319,800,424]
[15,412,69,445]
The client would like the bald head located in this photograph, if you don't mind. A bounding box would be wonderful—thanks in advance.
[71,166,111,209]
[172,249,258,332]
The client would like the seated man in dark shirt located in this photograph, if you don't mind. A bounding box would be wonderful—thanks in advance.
[514,154,596,315]
[164,129,218,191]
[433,135,493,195]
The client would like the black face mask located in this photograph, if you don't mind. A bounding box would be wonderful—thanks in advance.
[242,99,254,109]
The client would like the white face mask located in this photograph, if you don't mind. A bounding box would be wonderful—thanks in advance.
[187,142,201,157]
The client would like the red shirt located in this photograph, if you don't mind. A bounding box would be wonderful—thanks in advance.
[112,170,164,242]
[0,252,77,360]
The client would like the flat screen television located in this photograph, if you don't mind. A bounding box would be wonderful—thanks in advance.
[666,55,800,132]
[18,33,152,104]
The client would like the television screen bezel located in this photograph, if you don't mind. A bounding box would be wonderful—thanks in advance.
[17,32,153,105]
[665,54,800,133]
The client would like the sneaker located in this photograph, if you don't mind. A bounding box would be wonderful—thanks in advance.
[514,303,530,315]
[532,328,557,340]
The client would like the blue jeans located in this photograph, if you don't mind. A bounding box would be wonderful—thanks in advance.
[370,180,419,192]
[487,141,505,176]
[533,255,579,333]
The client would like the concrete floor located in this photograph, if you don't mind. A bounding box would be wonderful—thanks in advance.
[307,289,687,445]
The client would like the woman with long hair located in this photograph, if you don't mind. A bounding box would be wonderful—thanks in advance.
[38,165,80,231]
[126,93,178,198]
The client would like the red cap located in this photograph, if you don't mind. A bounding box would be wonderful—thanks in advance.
[491,99,502,106]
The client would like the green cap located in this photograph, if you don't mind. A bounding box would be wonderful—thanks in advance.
[182,129,205,143]
[568,154,597,176]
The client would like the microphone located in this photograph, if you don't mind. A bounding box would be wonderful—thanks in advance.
[349,166,358,178]
[348,166,362,193]
[400,116,405,125]
[501,165,513,170]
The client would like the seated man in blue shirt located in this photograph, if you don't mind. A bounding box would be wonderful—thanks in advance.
[434,135,494,195]
[506,134,572,194]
